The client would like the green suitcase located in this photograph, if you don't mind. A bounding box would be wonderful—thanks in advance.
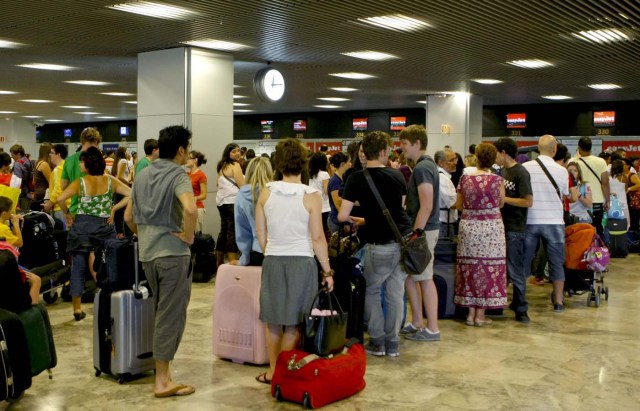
[18,304,57,378]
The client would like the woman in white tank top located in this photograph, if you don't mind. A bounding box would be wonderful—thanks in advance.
[254,138,334,385]
[215,144,244,267]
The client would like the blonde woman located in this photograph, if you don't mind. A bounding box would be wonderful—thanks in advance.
[235,157,273,266]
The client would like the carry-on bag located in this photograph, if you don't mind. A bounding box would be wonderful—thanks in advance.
[213,264,268,365]
[191,233,216,282]
[18,303,57,378]
[0,308,32,402]
[301,290,348,357]
[18,211,59,268]
[272,339,366,409]
[93,236,155,383]
[607,218,628,258]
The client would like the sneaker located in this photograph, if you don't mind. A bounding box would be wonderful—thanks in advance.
[515,311,531,323]
[364,341,385,357]
[553,304,565,313]
[386,344,400,357]
[399,323,419,335]
[405,328,441,341]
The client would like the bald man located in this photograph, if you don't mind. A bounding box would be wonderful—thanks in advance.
[522,135,569,312]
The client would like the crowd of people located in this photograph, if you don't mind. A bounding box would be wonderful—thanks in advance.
[1,125,639,397]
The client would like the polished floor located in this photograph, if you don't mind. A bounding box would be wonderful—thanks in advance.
[2,253,639,411]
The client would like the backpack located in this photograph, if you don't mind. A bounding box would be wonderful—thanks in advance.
[16,157,35,193]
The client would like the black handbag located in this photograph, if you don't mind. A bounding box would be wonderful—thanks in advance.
[301,290,348,357]
[363,169,432,275]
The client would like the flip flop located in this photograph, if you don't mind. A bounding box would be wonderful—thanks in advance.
[154,384,196,398]
[255,372,272,385]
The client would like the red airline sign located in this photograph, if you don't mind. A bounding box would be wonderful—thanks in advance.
[506,113,526,129]
[602,140,640,153]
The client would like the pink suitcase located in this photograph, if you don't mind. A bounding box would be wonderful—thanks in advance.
[213,264,268,365]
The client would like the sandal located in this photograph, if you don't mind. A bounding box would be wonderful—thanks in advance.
[154,384,195,398]
[474,318,493,327]
[74,311,86,321]
[255,372,272,385]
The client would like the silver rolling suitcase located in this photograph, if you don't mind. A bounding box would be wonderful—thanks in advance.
[93,236,155,383]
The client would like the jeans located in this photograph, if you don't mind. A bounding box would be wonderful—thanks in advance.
[70,251,90,297]
[523,225,565,283]
[592,203,604,238]
[506,231,527,313]
[53,210,67,230]
[363,242,407,348]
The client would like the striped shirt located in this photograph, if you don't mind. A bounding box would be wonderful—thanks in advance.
[523,155,569,225]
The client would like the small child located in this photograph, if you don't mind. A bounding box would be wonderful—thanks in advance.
[0,196,41,305]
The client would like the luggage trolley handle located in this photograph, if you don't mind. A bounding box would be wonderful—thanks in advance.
[131,235,149,300]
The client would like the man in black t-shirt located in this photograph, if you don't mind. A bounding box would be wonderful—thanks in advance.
[494,138,533,323]
[339,131,412,357]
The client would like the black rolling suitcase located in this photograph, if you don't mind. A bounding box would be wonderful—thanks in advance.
[607,218,628,258]
[191,233,216,282]
[18,211,60,269]
[433,237,457,318]
[0,309,32,402]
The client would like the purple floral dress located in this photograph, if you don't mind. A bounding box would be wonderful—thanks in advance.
[454,174,507,309]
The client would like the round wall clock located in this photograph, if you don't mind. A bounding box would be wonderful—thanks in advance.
[254,67,285,102]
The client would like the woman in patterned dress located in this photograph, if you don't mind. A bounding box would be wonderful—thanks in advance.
[454,143,507,326]
[58,147,131,321]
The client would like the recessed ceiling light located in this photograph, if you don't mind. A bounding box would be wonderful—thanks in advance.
[234,85,243,88]
[331,87,358,92]
[64,80,111,86]
[588,83,621,90]
[358,14,431,32]
[314,105,342,109]
[75,111,100,115]
[0,39,23,49]
[0,111,17,114]
[17,63,76,71]
[45,119,64,122]
[233,103,251,107]
[20,99,53,103]
[542,95,572,100]
[507,59,553,69]
[100,92,134,96]
[123,101,137,104]
[21,115,42,118]
[182,39,250,51]
[473,79,503,84]
[317,97,350,102]
[233,95,246,99]
[571,28,629,43]
[62,105,92,109]
[416,100,427,104]
[341,51,399,61]
[96,116,117,119]
[0,90,18,95]
[107,1,196,20]
[329,72,375,80]
[233,109,254,113]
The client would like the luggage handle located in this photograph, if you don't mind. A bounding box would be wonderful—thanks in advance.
[131,236,149,300]
[287,338,360,370]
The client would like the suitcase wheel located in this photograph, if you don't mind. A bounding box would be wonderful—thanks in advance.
[303,392,313,409]
[274,384,283,401]
[7,390,24,403]
[95,369,102,377]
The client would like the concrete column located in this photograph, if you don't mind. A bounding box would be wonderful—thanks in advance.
[0,118,37,156]
[137,47,234,236]
[425,93,482,156]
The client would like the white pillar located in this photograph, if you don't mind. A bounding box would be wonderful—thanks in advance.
[425,94,482,155]
[137,47,234,236]
[0,118,37,156]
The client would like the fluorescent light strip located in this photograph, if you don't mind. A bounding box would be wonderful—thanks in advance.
[329,72,375,80]
[65,80,111,86]
[107,1,196,20]
[473,79,503,84]
[571,29,629,43]
[96,116,117,119]
[21,115,42,118]
[416,100,427,104]
[317,97,350,102]
[588,83,621,90]
[0,39,23,48]
[18,63,76,71]
[542,95,572,100]
[341,50,398,61]
[233,109,254,113]
[507,59,553,69]
[0,90,18,95]
[0,111,17,114]
[20,99,53,103]
[182,39,249,51]
[233,95,247,99]
[123,101,137,104]
[233,102,250,107]
[358,14,431,32]
[62,105,92,109]
[314,105,342,109]
[331,87,358,92]
[45,119,64,122]
[101,92,134,96]
[75,111,100,115]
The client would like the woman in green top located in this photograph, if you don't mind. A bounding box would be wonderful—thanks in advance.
[58,147,131,321]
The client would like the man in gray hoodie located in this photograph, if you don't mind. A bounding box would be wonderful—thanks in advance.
[125,125,198,398]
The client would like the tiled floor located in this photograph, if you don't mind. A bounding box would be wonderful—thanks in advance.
[3,253,639,410]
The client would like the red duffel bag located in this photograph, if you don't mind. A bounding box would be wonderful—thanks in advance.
[271,339,366,409]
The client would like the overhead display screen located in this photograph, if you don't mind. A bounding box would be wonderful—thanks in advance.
[63,128,72,137]
[390,116,407,131]
[593,111,615,127]
[506,113,527,129]
[353,117,368,131]
[293,119,307,132]
[261,120,274,133]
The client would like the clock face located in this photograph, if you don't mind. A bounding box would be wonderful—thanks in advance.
[255,68,285,102]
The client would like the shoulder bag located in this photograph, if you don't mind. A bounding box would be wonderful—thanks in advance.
[578,157,602,185]
[301,290,348,357]
[363,169,432,275]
